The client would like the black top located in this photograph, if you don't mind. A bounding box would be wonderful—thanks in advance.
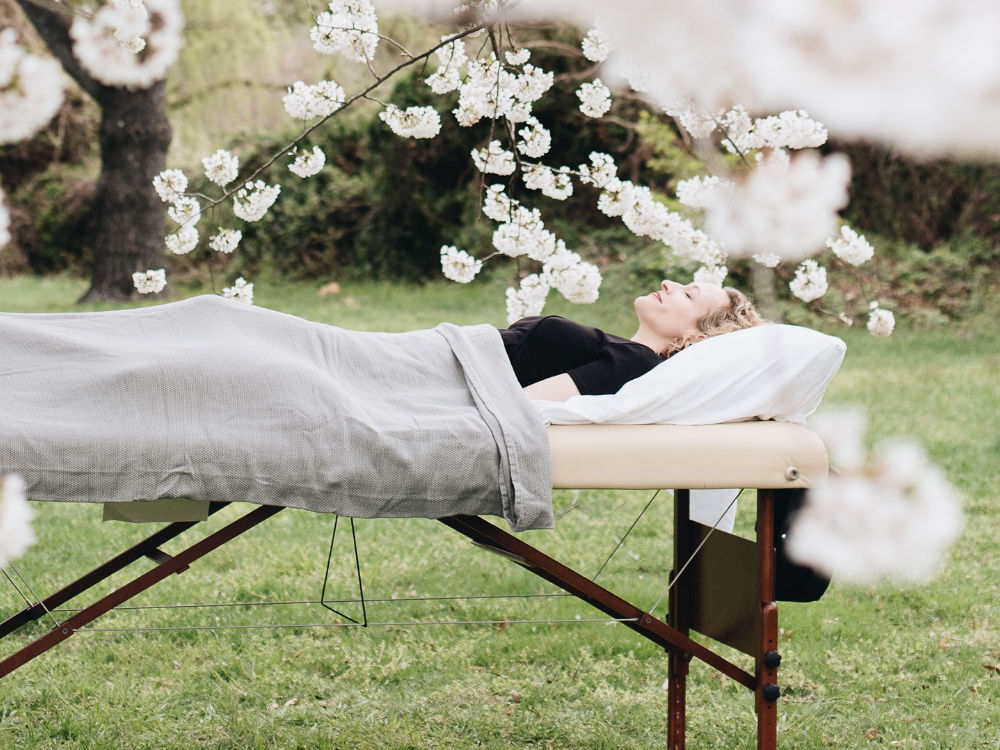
[499,315,664,396]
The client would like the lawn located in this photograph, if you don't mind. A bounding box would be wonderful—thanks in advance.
[0,274,998,749]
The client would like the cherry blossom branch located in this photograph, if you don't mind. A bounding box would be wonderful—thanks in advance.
[198,23,489,211]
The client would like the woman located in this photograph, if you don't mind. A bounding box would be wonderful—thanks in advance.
[502,279,762,402]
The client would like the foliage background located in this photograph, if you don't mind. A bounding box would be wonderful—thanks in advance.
[0,0,997,323]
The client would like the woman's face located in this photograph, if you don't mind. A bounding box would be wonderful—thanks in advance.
[634,279,730,343]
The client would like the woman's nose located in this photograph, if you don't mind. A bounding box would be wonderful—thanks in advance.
[661,280,675,293]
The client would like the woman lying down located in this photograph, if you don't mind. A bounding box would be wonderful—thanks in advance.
[0,280,761,533]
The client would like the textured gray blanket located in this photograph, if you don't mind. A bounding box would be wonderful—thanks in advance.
[0,296,553,531]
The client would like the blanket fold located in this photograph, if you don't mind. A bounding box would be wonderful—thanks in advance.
[0,296,553,531]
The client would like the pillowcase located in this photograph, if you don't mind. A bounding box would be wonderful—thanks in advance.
[533,323,846,426]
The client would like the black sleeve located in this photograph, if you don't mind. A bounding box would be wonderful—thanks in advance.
[566,343,663,396]
[499,316,604,388]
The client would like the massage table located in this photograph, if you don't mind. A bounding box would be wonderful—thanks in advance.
[0,420,827,750]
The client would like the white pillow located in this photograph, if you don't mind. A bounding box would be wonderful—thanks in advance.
[534,323,846,426]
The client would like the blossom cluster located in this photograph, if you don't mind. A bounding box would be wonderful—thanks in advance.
[827,225,874,266]
[576,79,612,118]
[310,0,379,63]
[202,149,239,187]
[378,104,441,139]
[439,245,482,283]
[288,146,327,178]
[232,180,281,222]
[425,42,553,126]
[222,277,254,304]
[788,408,963,584]
[867,303,895,338]
[132,267,166,294]
[70,0,184,89]
[0,29,64,146]
[283,80,346,120]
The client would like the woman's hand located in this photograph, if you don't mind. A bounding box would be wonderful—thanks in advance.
[522,373,581,402]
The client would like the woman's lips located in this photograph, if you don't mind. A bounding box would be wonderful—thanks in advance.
[654,291,662,302]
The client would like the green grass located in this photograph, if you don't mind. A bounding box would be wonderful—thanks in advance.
[1,274,998,749]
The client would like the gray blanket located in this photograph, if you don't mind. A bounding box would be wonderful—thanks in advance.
[0,296,553,531]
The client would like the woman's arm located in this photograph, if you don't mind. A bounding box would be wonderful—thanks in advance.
[522,373,581,402]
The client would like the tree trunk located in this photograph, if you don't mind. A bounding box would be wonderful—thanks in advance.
[83,84,171,301]
[16,0,171,302]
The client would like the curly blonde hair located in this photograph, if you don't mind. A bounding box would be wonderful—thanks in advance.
[662,287,764,358]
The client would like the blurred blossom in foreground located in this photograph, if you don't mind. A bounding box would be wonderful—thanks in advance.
[788,409,963,584]
[443,0,1000,159]
[705,151,850,261]
[0,29,64,145]
[0,475,35,568]
[70,0,184,89]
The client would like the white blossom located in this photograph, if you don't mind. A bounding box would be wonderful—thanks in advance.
[752,252,781,268]
[693,265,727,286]
[165,225,198,255]
[577,78,612,118]
[311,0,379,63]
[544,260,602,304]
[664,102,719,140]
[232,180,280,222]
[70,0,184,89]
[492,206,554,260]
[513,64,553,105]
[482,184,513,222]
[505,48,530,66]
[581,26,611,63]
[152,169,188,204]
[208,228,242,254]
[789,258,828,302]
[867,305,896,338]
[201,149,239,187]
[167,196,201,228]
[0,475,35,568]
[827,224,875,266]
[132,268,167,294]
[440,245,482,283]
[522,164,573,201]
[426,66,461,94]
[675,175,733,210]
[471,140,516,175]
[283,79,346,120]
[435,37,468,69]
[288,146,326,178]
[596,179,633,217]
[0,29,64,145]
[577,152,617,189]
[516,117,551,158]
[505,274,550,324]
[787,426,962,584]
[379,104,442,139]
[222,277,254,304]
[705,151,850,260]
[723,108,828,154]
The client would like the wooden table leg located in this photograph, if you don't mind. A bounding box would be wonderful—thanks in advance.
[669,489,693,750]
[756,489,779,749]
